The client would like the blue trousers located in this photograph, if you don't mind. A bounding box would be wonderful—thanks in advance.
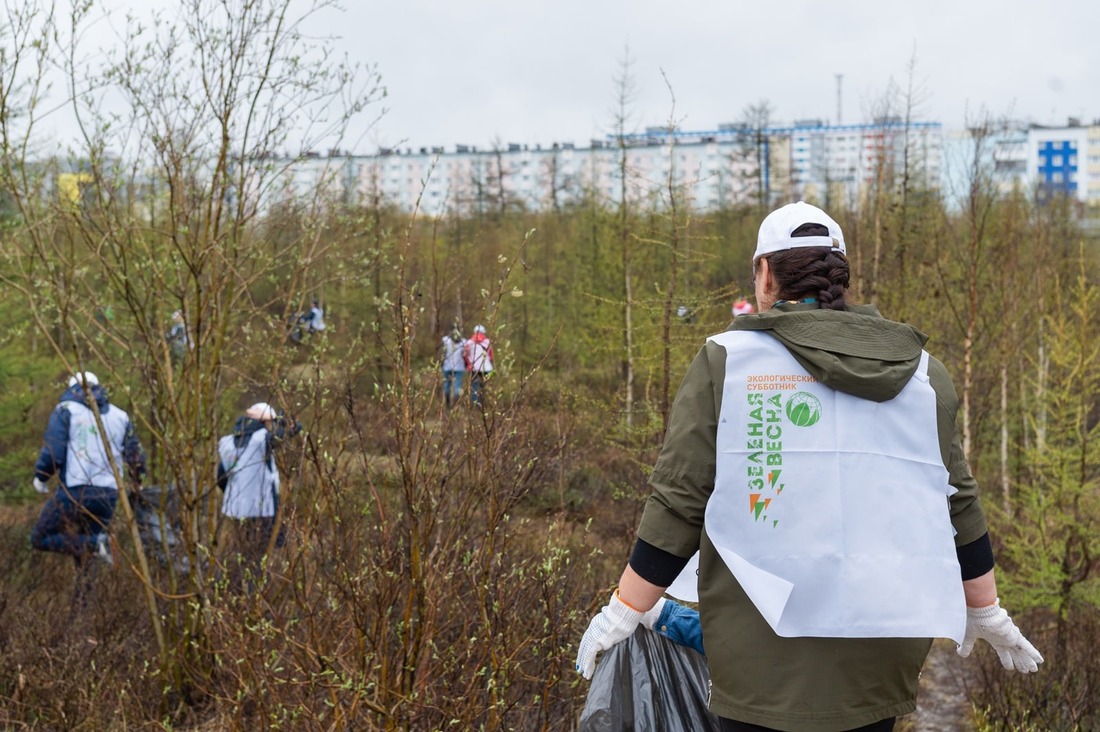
[31,484,117,558]
[442,369,465,407]
[470,372,488,405]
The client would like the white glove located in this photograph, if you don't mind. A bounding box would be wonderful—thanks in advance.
[576,590,644,679]
[957,599,1043,673]
[640,597,667,630]
[33,477,50,494]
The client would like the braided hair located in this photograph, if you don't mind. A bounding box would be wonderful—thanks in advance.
[763,223,850,310]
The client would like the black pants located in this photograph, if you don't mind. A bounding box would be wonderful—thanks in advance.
[31,485,116,557]
[719,717,895,732]
[31,485,118,608]
[226,516,286,591]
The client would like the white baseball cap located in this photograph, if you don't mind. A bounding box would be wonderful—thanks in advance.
[753,201,845,262]
[68,371,99,388]
[246,402,277,420]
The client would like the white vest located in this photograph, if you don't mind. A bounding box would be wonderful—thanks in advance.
[219,428,280,518]
[61,401,132,490]
[677,330,966,643]
[466,338,493,373]
[442,337,466,371]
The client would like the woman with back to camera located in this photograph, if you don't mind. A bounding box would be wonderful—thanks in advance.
[576,202,1042,732]
[440,327,467,408]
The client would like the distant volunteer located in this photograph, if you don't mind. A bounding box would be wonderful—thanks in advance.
[307,299,326,333]
[31,371,146,569]
[217,402,300,579]
[577,202,1042,732]
[440,328,467,408]
[166,309,191,361]
[464,324,494,406]
[732,297,755,317]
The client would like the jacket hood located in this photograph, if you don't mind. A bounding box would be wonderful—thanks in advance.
[730,302,928,402]
[60,383,111,413]
[231,416,268,449]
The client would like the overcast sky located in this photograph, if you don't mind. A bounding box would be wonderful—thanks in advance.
[39,0,1100,154]
[338,0,1099,153]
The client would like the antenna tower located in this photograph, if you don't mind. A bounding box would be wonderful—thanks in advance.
[835,74,843,125]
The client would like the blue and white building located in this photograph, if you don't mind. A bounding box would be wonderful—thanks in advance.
[263,116,1098,216]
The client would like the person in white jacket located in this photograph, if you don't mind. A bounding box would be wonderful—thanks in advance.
[463,324,494,406]
[166,310,191,361]
[217,402,300,585]
[32,371,146,603]
[440,328,467,408]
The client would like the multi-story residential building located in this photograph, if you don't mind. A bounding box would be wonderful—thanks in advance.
[941,122,1029,203]
[941,118,1100,209]
[1027,122,1088,202]
[235,116,1100,217]
[262,118,945,216]
[785,119,943,206]
[1088,123,1100,207]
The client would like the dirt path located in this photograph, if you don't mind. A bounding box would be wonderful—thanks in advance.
[904,639,975,731]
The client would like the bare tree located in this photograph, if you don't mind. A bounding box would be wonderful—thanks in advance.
[488,137,513,219]
[611,45,639,429]
[654,71,693,435]
[0,0,382,691]
[740,100,774,213]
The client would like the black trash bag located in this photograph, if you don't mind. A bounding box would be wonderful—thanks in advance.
[133,484,190,575]
[580,626,721,732]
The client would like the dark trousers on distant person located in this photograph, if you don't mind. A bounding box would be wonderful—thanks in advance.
[470,372,489,406]
[31,484,117,606]
[225,516,286,591]
[442,369,465,408]
[31,484,117,558]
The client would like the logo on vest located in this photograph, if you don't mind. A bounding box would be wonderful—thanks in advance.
[785,391,822,427]
[746,392,784,527]
[745,384,822,528]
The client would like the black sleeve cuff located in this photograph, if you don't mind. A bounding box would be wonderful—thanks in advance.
[957,532,995,580]
[628,538,692,587]
[630,534,994,585]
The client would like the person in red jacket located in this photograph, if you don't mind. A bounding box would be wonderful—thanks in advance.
[463,324,494,406]
[732,298,755,317]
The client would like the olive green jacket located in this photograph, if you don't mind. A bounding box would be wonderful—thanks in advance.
[637,302,988,731]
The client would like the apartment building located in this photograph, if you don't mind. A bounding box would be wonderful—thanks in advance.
[940,118,1100,208]
[257,117,1100,215]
